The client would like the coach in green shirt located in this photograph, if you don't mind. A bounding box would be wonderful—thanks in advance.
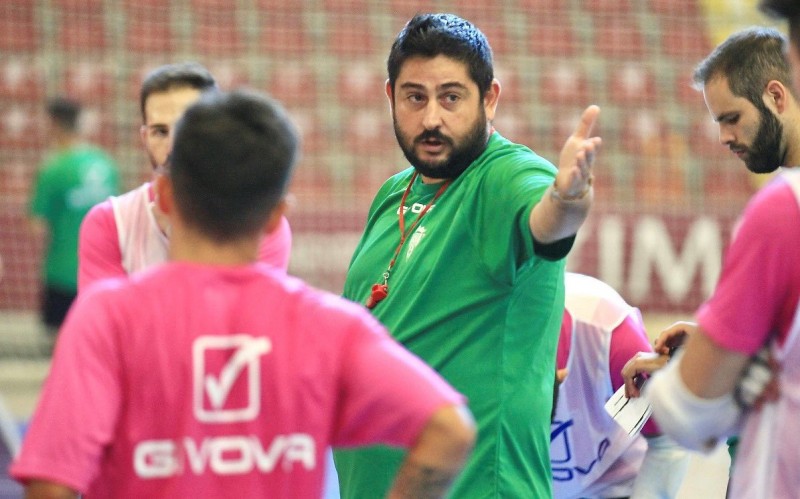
[334,13,601,498]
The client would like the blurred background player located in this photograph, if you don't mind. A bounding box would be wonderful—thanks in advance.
[10,89,476,499]
[552,272,689,499]
[29,97,120,337]
[77,62,292,291]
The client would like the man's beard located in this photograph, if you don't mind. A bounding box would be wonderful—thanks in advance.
[393,111,489,180]
[741,105,785,174]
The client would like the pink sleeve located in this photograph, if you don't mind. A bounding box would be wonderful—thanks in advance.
[257,215,292,271]
[78,201,125,292]
[697,181,800,355]
[607,311,661,436]
[10,285,123,492]
[332,313,465,448]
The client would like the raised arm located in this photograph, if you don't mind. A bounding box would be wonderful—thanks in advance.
[387,404,476,499]
[530,105,601,243]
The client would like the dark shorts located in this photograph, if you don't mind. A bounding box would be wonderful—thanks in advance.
[41,285,76,329]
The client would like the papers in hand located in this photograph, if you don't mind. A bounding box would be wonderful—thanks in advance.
[604,384,652,436]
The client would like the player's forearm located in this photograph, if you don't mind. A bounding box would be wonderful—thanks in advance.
[529,184,592,243]
[387,405,476,499]
[24,481,79,499]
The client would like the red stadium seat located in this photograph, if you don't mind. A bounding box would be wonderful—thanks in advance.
[336,62,385,107]
[688,114,723,158]
[190,0,236,9]
[0,2,39,52]
[593,18,646,59]
[206,62,250,91]
[193,21,244,56]
[326,19,376,57]
[649,0,701,15]
[475,22,511,57]
[619,109,667,155]
[492,108,535,146]
[266,64,318,107]
[56,0,109,53]
[539,63,590,107]
[285,107,327,155]
[517,0,568,15]
[259,13,312,58]
[387,0,438,21]
[124,5,175,55]
[456,0,507,25]
[350,151,406,200]
[80,105,118,150]
[287,151,334,203]
[257,0,306,12]
[53,0,104,8]
[527,14,579,57]
[342,108,396,155]
[0,105,45,151]
[673,64,705,107]
[660,17,713,60]
[321,0,371,15]
[700,158,756,210]
[608,63,658,106]
[63,63,113,102]
[495,66,524,105]
[585,0,633,14]
[0,60,44,102]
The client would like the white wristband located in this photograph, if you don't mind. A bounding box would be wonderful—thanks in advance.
[644,353,742,452]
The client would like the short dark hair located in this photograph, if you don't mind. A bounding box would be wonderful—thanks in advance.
[692,27,792,105]
[46,97,81,132]
[759,0,800,51]
[387,13,494,98]
[139,62,217,123]
[169,89,298,242]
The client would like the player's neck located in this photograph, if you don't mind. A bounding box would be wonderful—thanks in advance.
[168,226,260,266]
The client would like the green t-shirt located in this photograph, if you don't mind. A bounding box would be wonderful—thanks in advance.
[335,133,571,498]
[29,144,120,291]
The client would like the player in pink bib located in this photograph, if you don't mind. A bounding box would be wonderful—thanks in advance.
[646,26,800,498]
[12,90,475,499]
[78,62,292,292]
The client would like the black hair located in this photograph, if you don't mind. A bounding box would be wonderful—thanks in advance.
[387,13,494,97]
[46,97,81,132]
[169,89,298,241]
[693,27,793,105]
[139,61,217,123]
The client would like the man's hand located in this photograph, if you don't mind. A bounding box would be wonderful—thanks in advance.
[621,352,670,398]
[654,321,695,355]
[555,105,601,199]
[621,321,695,398]
[529,105,601,243]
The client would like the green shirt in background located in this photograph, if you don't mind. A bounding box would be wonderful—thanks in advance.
[29,145,120,291]
[335,133,573,498]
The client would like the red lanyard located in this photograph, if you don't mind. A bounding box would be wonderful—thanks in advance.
[366,172,450,309]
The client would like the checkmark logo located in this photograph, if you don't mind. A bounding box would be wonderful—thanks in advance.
[193,335,271,423]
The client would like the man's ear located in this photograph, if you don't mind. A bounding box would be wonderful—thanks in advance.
[484,78,501,122]
[154,173,174,215]
[264,198,289,234]
[139,125,148,149]
[765,79,788,113]
[385,79,395,113]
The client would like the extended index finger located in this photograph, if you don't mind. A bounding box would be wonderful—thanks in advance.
[572,104,601,140]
